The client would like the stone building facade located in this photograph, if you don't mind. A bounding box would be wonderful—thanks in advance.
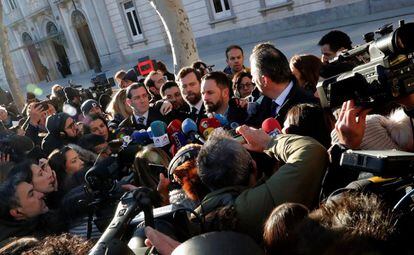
[1,0,413,87]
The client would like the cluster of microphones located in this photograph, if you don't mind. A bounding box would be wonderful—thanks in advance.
[114,114,283,156]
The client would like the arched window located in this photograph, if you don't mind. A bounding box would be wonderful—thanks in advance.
[22,32,33,45]
[71,10,87,28]
[46,21,58,36]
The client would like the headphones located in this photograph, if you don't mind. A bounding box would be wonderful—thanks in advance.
[167,146,200,179]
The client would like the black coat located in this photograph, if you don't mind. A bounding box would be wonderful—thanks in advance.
[247,81,319,127]
[117,106,171,135]
[188,104,208,125]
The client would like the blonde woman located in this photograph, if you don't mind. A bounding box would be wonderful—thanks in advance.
[105,88,133,128]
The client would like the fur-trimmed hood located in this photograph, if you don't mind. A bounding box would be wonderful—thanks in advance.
[68,143,98,165]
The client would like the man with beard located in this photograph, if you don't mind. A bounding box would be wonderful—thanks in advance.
[223,45,250,79]
[177,67,207,123]
[201,71,248,125]
[160,81,189,121]
[41,113,81,155]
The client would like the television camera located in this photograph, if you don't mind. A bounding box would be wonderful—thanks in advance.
[317,20,414,108]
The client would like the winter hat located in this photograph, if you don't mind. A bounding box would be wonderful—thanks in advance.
[81,99,99,115]
[46,112,70,134]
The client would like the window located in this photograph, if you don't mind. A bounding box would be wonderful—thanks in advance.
[8,0,17,10]
[210,0,232,19]
[122,1,143,41]
[265,0,287,5]
[259,0,293,15]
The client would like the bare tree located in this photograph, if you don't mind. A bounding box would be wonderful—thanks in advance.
[0,1,24,111]
[148,0,199,74]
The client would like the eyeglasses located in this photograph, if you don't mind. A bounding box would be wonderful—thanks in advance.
[65,121,76,130]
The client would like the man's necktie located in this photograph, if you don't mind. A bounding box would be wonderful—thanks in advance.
[271,101,279,117]
[137,116,145,125]
[190,107,198,118]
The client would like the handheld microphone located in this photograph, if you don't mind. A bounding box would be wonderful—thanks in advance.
[261,118,282,138]
[146,126,153,139]
[214,113,229,127]
[199,117,221,139]
[167,119,188,151]
[181,118,206,144]
[131,129,152,145]
[202,127,215,140]
[150,121,170,148]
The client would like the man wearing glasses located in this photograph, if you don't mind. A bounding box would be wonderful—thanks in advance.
[42,113,80,155]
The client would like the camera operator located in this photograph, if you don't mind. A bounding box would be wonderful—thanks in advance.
[194,128,327,240]
[318,30,355,78]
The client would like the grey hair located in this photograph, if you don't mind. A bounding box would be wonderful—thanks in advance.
[197,129,252,190]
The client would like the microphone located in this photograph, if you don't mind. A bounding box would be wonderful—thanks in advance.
[167,119,188,151]
[214,113,229,127]
[199,117,221,139]
[150,121,170,148]
[261,118,282,138]
[131,129,152,145]
[181,118,206,144]
[146,126,153,139]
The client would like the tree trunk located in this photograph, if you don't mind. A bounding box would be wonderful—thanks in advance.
[0,1,25,111]
[148,0,199,74]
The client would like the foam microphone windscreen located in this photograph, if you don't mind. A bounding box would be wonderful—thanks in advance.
[131,130,152,145]
[181,118,198,135]
[167,119,182,134]
[167,119,187,150]
[202,127,215,140]
[214,114,229,127]
[198,117,221,135]
[150,121,170,147]
[182,118,205,144]
[143,125,151,137]
[261,118,282,138]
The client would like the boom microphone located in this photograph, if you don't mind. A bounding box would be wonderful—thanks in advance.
[150,121,170,148]
[181,118,206,144]
[261,118,282,138]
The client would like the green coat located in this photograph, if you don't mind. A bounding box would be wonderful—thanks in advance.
[197,134,328,240]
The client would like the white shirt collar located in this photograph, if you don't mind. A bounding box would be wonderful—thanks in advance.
[273,81,294,112]
[189,99,203,113]
[134,111,149,125]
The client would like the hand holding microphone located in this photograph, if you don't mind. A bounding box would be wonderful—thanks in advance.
[261,118,282,138]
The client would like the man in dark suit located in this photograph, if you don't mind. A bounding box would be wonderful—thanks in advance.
[247,43,319,127]
[118,83,170,135]
[201,71,248,126]
[177,67,207,123]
